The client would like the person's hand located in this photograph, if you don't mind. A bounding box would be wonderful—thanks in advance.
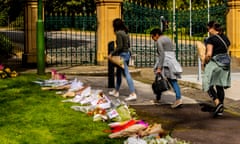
[204,55,211,64]
[108,54,112,58]
[156,68,162,74]
[201,63,205,71]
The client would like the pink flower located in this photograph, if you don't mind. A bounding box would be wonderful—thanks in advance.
[58,74,66,80]
[51,69,57,74]
[0,64,4,70]
[51,69,57,79]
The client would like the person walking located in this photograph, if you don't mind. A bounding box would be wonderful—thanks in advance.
[108,18,137,101]
[150,28,183,108]
[203,21,231,117]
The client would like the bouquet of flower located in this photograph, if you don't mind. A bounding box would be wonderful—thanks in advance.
[0,64,18,79]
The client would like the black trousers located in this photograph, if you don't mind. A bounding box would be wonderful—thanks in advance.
[207,85,225,103]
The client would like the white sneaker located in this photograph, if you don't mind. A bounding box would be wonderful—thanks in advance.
[108,90,119,97]
[125,93,137,101]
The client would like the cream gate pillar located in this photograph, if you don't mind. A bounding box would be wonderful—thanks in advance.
[95,0,123,65]
[23,0,45,66]
[227,0,240,58]
[23,0,38,66]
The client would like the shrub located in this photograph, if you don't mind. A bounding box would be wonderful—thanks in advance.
[0,33,13,62]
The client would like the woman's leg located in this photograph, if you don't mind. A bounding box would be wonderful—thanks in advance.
[123,61,135,93]
[208,86,224,117]
[119,52,137,101]
[216,85,225,104]
[207,86,218,101]
[115,67,122,91]
[168,78,181,100]
[168,78,182,108]
[120,52,135,93]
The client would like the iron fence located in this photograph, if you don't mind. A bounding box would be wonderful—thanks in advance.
[1,1,228,68]
[44,13,97,66]
[123,0,228,67]
[0,16,24,66]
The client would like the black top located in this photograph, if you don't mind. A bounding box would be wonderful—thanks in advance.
[206,34,230,56]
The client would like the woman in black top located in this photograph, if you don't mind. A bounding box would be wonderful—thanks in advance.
[203,21,231,117]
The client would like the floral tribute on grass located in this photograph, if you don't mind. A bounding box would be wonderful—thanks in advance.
[0,64,18,79]
[33,69,190,144]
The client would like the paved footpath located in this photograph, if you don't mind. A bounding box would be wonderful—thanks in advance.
[31,65,239,107]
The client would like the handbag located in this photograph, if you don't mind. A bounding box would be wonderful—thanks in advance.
[152,74,170,94]
[211,35,231,69]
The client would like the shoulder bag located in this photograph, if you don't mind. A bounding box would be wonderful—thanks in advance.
[211,35,231,69]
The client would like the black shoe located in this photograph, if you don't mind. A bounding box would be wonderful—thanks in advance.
[217,105,224,116]
[201,105,215,112]
[213,103,224,118]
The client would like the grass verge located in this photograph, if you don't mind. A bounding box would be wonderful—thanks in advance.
[0,73,123,144]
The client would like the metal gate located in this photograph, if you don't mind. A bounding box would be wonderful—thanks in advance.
[44,12,97,66]
[44,1,228,67]
[122,1,228,67]
[0,16,24,66]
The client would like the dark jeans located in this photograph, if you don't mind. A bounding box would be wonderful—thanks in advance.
[207,85,225,103]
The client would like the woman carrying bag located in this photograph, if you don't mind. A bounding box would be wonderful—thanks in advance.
[203,21,231,117]
[150,28,183,108]
[108,18,138,101]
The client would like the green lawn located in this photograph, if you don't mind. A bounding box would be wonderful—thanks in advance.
[0,74,123,144]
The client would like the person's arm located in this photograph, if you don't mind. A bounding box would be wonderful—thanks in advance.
[205,43,213,64]
[111,32,123,56]
[156,40,165,73]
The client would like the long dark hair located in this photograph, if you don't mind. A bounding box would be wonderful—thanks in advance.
[113,18,129,33]
[207,21,223,34]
